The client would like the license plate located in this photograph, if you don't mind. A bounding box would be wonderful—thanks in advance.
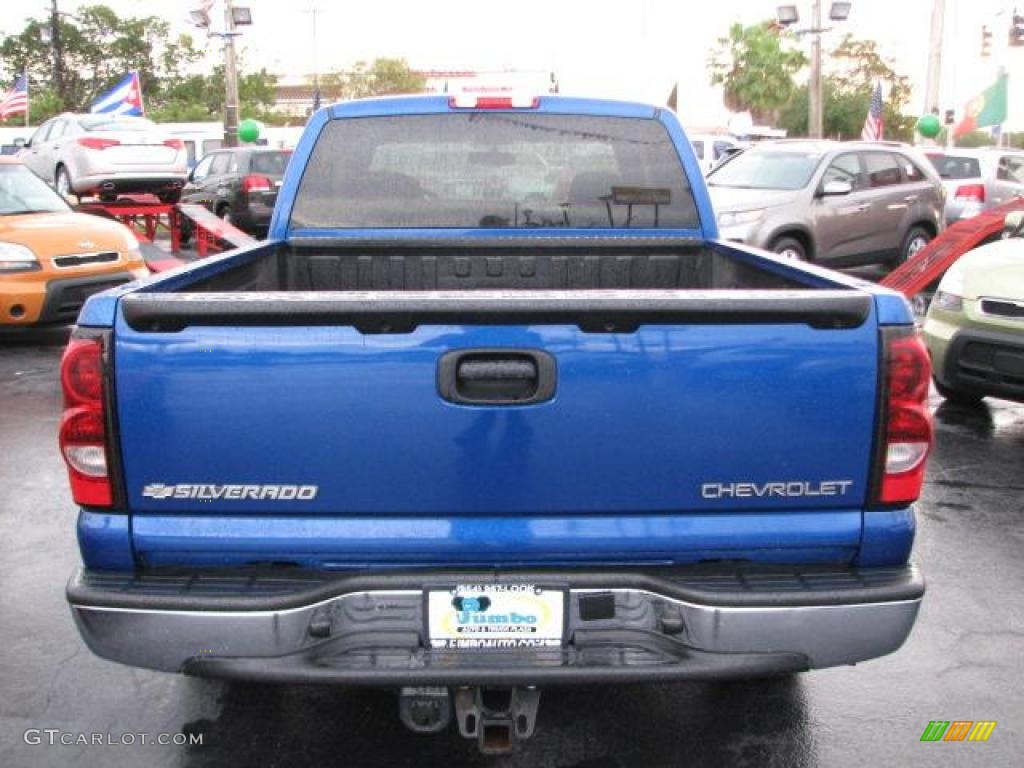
[426,584,566,649]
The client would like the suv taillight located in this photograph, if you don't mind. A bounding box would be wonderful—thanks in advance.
[242,174,273,193]
[873,328,933,505]
[59,333,113,507]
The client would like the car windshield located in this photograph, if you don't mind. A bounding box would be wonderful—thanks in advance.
[708,150,822,191]
[291,113,699,229]
[250,151,291,175]
[79,115,157,133]
[926,154,982,179]
[0,165,69,215]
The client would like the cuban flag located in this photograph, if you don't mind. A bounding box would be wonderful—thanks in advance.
[90,71,144,117]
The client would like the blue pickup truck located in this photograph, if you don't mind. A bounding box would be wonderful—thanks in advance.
[61,95,932,752]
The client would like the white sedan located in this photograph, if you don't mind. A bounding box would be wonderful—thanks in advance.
[19,113,187,203]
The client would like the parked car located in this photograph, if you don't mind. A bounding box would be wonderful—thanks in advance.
[688,134,742,174]
[0,158,148,326]
[64,95,930,753]
[924,147,1024,224]
[18,113,187,203]
[180,147,292,236]
[708,140,945,266]
[923,211,1024,405]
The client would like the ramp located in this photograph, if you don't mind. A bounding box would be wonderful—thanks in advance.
[880,198,1024,297]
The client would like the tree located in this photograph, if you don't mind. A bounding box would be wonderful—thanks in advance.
[708,22,806,123]
[149,65,281,123]
[324,58,426,101]
[778,35,914,141]
[0,5,293,128]
[0,4,202,125]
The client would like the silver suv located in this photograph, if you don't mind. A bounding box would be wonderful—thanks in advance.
[707,140,945,266]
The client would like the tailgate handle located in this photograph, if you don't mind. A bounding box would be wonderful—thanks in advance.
[438,350,556,405]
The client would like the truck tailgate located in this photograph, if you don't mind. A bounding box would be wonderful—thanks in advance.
[113,294,879,532]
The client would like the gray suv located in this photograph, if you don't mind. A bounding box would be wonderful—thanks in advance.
[707,140,945,266]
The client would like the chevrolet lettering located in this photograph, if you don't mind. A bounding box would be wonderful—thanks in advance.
[701,480,855,499]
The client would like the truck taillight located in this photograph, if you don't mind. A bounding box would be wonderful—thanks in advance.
[875,329,933,505]
[163,138,185,151]
[59,335,113,507]
[242,174,273,192]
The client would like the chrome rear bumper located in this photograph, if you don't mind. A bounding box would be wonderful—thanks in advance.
[68,565,923,684]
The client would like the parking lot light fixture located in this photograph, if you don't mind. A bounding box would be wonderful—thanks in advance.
[829,2,852,21]
[231,6,253,26]
[776,5,800,26]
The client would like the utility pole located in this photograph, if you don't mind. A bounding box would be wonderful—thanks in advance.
[923,0,945,118]
[808,0,823,138]
[307,7,322,113]
[223,0,241,147]
[50,0,65,107]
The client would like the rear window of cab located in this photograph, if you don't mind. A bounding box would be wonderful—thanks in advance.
[290,114,699,230]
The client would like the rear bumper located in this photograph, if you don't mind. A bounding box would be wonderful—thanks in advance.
[68,564,924,684]
[73,173,187,195]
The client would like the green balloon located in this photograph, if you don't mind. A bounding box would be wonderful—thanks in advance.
[917,114,942,139]
[238,119,261,143]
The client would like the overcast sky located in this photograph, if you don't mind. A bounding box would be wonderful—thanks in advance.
[3,0,1022,127]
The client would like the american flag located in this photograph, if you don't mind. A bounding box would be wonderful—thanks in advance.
[860,82,884,141]
[0,74,28,120]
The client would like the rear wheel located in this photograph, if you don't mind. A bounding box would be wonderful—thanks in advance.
[157,188,182,204]
[770,236,807,261]
[55,165,78,201]
[896,226,931,266]
[217,204,234,226]
[933,377,983,406]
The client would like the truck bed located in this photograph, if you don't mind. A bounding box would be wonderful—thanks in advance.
[180,240,800,293]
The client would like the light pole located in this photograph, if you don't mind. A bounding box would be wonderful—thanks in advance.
[777,2,853,139]
[809,1,822,138]
[190,1,251,148]
[922,0,945,118]
[305,7,323,114]
[222,0,241,147]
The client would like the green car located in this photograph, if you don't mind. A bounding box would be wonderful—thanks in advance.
[923,212,1024,405]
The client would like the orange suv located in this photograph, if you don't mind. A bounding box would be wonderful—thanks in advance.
[0,158,148,326]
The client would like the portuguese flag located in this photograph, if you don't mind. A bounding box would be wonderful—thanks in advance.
[954,74,1008,138]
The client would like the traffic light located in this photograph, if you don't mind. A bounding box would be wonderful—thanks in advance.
[982,25,993,56]
[945,109,955,125]
[1010,12,1024,46]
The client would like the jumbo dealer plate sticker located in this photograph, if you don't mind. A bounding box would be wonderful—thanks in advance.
[426,584,566,649]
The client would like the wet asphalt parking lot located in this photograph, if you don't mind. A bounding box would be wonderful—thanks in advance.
[1,326,1021,768]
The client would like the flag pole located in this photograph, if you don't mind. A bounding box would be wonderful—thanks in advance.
[24,73,30,129]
